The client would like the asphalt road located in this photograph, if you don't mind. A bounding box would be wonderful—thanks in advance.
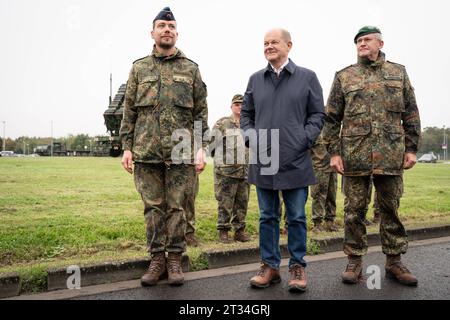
[72,239,450,301]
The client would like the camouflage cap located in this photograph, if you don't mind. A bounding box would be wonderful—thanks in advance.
[153,7,176,23]
[231,94,244,104]
[354,26,382,43]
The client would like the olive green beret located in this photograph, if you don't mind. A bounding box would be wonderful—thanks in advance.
[231,94,244,104]
[354,26,382,43]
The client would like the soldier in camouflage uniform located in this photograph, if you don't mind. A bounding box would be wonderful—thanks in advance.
[310,134,339,233]
[210,94,251,243]
[120,7,208,287]
[322,26,421,286]
[185,174,199,247]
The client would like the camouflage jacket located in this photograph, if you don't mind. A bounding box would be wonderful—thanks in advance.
[322,52,421,176]
[310,134,333,172]
[119,46,208,163]
[210,115,248,179]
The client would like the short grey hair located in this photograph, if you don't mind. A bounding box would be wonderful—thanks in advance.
[280,29,292,43]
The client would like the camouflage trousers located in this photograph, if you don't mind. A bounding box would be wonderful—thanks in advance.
[214,174,250,231]
[185,174,199,235]
[310,170,337,222]
[134,163,195,254]
[343,175,407,256]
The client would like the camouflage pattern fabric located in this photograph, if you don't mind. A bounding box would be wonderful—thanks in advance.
[210,115,248,179]
[134,163,195,254]
[343,175,407,256]
[215,174,250,231]
[185,174,199,234]
[322,51,421,176]
[310,134,333,172]
[310,170,337,222]
[120,46,208,163]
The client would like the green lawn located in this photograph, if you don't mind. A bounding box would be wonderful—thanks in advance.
[0,157,449,292]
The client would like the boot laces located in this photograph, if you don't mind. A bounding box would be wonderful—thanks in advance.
[148,256,164,273]
[168,259,182,273]
[392,261,410,274]
[257,264,269,277]
[346,260,360,272]
[290,265,305,280]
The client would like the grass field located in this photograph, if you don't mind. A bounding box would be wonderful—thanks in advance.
[0,157,449,292]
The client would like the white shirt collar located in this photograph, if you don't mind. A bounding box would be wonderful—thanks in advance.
[270,59,289,76]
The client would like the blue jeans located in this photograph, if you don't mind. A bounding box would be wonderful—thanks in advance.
[256,187,308,269]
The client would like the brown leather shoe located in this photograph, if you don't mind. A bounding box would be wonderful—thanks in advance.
[185,233,199,247]
[342,255,363,284]
[385,255,418,286]
[288,264,307,292]
[234,229,251,242]
[219,230,231,243]
[167,252,184,286]
[250,263,281,288]
[324,220,340,232]
[141,252,166,287]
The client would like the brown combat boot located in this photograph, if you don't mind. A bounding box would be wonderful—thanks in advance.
[185,233,199,247]
[141,252,166,287]
[342,255,363,284]
[288,264,307,292]
[324,220,340,232]
[234,229,251,242]
[219,230,231,243]
[385,254,418,286]
[250,263,281,288]
[167,252,184,286]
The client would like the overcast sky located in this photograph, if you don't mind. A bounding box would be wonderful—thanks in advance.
[1,0,449,139]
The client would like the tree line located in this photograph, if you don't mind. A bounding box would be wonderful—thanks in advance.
[0,127,447,156]
[0,134,107,154]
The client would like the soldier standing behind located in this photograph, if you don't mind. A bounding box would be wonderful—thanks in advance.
[120,7,208,287]
[210,94,251,243]
[322,26,421,286]
[310,134,339,233]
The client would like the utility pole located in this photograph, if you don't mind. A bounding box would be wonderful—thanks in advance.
[51,120,54,157]
[444,125,447,161]
[2,121,5,151]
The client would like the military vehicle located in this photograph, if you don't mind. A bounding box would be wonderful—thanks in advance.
[103,83,126,157]
[35,142,69,156]
[92,136,113,157]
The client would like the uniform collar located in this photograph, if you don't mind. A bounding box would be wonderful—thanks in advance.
[358,51,386,68]
[151,45,184,60]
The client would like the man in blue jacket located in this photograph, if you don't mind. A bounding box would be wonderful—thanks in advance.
[241,28,325,292]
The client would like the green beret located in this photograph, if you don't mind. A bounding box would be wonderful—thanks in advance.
[354,26,381,43]
[231,94,244,104]
[153,7,176,23]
